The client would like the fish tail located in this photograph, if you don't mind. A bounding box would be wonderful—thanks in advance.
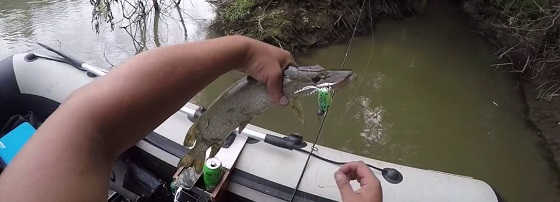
[178,149,206,174]
[178,154,194,168]
[182,140,209,174]
[177,140,208,172]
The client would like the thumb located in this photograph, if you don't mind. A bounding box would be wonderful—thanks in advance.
[335,171,354,199]
[266,69,287,105]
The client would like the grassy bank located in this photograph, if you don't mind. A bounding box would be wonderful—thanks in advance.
[463,0,560,168]
[464,0,559,100]
[210,0,425,55]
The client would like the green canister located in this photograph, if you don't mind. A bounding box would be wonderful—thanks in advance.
[203,157,222,191]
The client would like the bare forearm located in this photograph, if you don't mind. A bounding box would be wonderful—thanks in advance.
[0,36,292,202]
[0,36,249,201]
[60,36,251,155]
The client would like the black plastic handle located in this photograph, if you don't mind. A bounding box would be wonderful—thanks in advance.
[264,134,307,150]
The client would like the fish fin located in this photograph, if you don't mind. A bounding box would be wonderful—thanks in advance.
[209,144,221,158]
[238,121,249,134]
[193,148,206,174]
[183,131,197,147]
[289,99,305,125]
[178,154,193,168]
[222,121,247,148]
[222,133,237,148]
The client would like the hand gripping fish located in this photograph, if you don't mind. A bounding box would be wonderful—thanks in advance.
[176,65,353,188]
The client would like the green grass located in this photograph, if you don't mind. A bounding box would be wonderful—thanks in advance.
[223,0,256,22]
[494,0,551,18]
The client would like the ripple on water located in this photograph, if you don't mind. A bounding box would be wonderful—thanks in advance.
[367,72,385,89]
[350,96,389,146]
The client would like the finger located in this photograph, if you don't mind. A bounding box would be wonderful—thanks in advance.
[339,162,373,181]
[334,170,354,200]
[338,162,358,179]
[352,162,377,186]
[280,50,295,68]
[266,67,286,105]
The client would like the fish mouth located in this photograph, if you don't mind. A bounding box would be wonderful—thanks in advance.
[324,70,353,89]
[290,68,353,96]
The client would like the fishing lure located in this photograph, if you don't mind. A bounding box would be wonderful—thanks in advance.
[316,87,332,116]
[294,83,334,116]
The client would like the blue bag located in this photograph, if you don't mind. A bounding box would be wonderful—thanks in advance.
[0,122,36,165]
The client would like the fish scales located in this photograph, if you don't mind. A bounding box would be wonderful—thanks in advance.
[176,65,353,188]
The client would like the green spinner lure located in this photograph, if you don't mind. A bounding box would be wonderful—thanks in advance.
[294,83,335,116]
[316,87,332,115]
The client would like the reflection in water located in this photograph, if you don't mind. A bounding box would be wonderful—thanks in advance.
[175,0,189,40]
[0,9,33,43]
[153,2,162,47]
[91,0,115,33]
[90,0,191,53]
[0,0,214,66]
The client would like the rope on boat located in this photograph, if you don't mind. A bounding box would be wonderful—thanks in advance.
[295,148,383,172]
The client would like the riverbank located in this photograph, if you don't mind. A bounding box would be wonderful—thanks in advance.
[210,0,426,55]
[463,0,560,171]
[523,81,560,166]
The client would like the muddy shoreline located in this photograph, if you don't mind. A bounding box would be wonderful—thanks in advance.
[522,81,560,169]
[462,0,560,178]
[210,0,425,55]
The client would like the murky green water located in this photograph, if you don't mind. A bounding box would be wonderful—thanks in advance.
[0,1,558,201]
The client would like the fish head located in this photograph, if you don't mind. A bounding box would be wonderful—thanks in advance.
[283,65,353,97]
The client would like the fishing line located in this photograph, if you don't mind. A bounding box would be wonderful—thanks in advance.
[288,110,329,201]
[339,0,367,69]
[288,0,367,201]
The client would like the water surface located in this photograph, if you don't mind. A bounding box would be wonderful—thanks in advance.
[0,0,214,65]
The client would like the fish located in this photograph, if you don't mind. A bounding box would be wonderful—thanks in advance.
[176,65,353,188]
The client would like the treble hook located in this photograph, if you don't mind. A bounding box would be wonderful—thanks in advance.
[294,82,336,95]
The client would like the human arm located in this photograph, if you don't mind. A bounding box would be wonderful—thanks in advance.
[0,36,293,202]
[335,161,383,202]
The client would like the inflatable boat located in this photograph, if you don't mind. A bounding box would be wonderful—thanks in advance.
[0,45,502,202]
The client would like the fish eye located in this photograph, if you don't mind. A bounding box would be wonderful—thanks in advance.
[312,76,321,83]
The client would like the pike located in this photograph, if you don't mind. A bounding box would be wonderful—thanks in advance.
[176,65,353,187]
